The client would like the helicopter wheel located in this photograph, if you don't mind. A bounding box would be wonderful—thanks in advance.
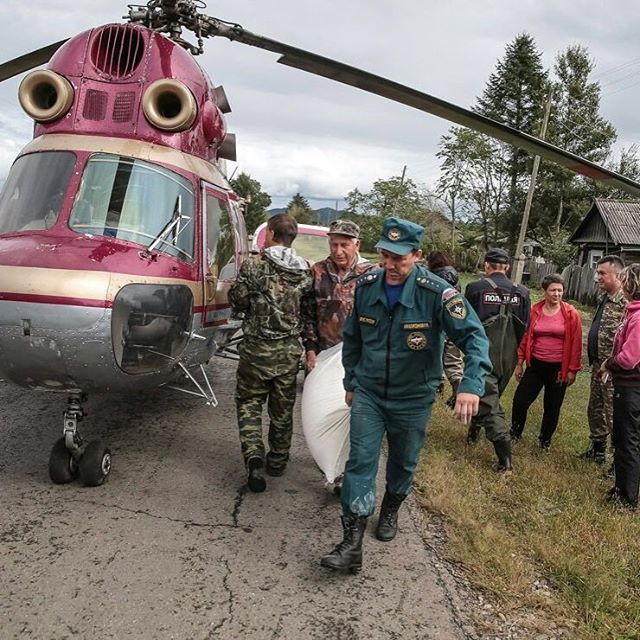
[79,440,112,487]
[49,437,79,484]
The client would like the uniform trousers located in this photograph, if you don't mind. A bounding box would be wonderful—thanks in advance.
[235,336,302,470]
[612,386,640,507]
[470,369,511,443]
[341,386,433,517]
[588,362,615,445]
[511,357,567,443]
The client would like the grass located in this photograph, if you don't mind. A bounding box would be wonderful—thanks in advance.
[413,277,640,639]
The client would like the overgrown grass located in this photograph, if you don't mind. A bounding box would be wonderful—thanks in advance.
[414,284,640,638]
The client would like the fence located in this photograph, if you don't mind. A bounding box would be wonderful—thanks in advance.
[561,263,599,307]
[523,259,598,306]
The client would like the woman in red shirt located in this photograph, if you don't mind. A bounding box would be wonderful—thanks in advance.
[510,274,582,449]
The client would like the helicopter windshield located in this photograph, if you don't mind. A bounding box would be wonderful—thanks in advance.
[69,154,195,261]
[0,151,76,234]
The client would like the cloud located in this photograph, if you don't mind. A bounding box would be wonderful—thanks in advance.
[1,0,639,198]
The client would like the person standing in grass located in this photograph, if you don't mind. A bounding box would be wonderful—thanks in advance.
[579,255,626,469]
[510,274,582,450]
[602,263,640,511]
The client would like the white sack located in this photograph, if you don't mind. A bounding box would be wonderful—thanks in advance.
[301,342,350,483]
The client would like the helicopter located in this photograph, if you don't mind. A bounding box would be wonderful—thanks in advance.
[1,0,639,488]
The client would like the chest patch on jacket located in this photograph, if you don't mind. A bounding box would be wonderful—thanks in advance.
[406,332,427,350]
[359,315,378,326]
[402,321,430,330]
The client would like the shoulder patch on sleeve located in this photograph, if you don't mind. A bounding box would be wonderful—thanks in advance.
[445,296,468,320]
[442,287,458,302]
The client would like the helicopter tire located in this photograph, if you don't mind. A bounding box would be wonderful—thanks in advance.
[79,440,112,487]
[49,437,78,484]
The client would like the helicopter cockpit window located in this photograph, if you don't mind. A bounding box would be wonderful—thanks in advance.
[205,194,236,279]
[69,154,195,261]
[0,151,75,235]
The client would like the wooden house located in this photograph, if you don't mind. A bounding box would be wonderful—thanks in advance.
[570,198,640,267]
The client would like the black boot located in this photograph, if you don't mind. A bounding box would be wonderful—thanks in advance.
[320,512,367,573]
[593,440,607,465]
[492,438,513,474]
[376,491,405,541]
[510,424,523,442]
[246,456,266,493]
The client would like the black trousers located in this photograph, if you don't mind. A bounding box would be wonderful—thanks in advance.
[511,357,567,443]
[613,386,640,507]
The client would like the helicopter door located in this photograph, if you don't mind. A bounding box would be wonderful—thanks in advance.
[202,186,242,329]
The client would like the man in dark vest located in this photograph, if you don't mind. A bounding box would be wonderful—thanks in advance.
[465,248,531,474]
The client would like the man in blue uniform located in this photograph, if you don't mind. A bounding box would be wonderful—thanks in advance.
[320,217,491,573]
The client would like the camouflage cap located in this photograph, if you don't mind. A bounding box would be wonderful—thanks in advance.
[328,219,360,238]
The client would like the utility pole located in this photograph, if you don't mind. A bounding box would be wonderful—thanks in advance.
[513,90,553,285]
[391,165,407,215]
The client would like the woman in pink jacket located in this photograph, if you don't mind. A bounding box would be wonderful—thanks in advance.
[603,263,640,510]
[510,274,582,450]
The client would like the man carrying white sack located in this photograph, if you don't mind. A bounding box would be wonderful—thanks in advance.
[320,217,491,574]
[302,220,373,491]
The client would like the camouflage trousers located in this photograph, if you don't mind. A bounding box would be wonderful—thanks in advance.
[235,335,302,470]
[587,362,614,445]
[442,338,464,393]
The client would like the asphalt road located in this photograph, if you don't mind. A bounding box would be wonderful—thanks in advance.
[0,357,475,639]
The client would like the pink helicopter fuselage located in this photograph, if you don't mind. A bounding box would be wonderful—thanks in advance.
[0,24,247,393]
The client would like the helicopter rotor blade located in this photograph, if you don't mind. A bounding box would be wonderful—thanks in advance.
[212,24,640,198]
[0,40,69,82]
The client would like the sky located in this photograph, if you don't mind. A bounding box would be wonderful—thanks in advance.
[1,0,639,209]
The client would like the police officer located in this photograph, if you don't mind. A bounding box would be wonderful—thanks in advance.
[320,217,491,573]
[464,248,531,473]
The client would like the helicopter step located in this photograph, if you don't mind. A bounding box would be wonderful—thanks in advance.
[48,393,112,487]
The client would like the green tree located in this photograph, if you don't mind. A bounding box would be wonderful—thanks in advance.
[230,172,271,234]
[286,193,314,224]
[475,33,549,251]
[344,175,446,252]
[534,45,617,237]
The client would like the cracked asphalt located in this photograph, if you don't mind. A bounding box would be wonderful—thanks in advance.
[0,357,475,639]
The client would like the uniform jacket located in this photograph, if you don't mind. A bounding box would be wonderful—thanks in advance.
[465,272,531,327]
[588,288,626,365]
[517,300,583,382]
[229,246,313,341]
[606,300,640,387]
[342,266,491,402]
[303,256,373,353]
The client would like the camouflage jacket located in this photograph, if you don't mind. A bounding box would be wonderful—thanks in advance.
[302,256,373,353]
[229,246,314,341]
[588,288,627,365]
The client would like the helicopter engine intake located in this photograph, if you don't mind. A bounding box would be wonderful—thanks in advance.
[18,70,74,123]
[142,79,198,132]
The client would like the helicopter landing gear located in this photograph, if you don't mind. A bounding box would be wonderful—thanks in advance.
[48,393,112,487]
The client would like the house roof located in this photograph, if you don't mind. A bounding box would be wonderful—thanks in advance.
[570,198,640,246]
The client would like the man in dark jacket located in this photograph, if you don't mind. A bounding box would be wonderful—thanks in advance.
[229,214,313,492]
[464,248,531,474]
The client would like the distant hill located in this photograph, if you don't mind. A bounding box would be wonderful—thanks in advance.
[267,207,343,227]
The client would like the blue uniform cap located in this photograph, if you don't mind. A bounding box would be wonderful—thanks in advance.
[374,217,424,256]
